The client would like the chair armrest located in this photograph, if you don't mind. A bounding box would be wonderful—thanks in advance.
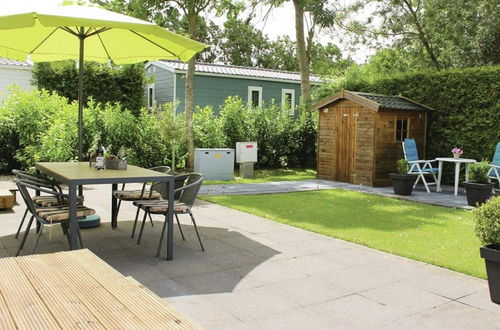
[408,160,431,164]
[18,180,69,199]
[491,164,500,169]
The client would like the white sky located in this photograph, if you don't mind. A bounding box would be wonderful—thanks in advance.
[4,0,374,63]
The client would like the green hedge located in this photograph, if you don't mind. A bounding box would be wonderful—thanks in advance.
[316,66,500,166]
[32,61,146,115]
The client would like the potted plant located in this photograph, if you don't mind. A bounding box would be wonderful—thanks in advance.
[464,160,494,206]
[389,159,417,195]
[474,197,500,304]
[452,147,463,159]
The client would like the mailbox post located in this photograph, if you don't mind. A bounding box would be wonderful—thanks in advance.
[236,142,257,178]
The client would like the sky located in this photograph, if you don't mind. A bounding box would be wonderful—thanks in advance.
[3,0,374,63]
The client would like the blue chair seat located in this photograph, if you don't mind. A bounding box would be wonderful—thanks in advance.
[410,167,439,174]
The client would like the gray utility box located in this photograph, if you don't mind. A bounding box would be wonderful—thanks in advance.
[194,148,235,181]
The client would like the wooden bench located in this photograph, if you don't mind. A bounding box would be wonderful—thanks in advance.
[0,190,14,209]
[0,249,202,329]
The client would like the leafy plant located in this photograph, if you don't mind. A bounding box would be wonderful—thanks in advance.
[468,161,491,184]
[396,159,409,175]
[474,197,500,245]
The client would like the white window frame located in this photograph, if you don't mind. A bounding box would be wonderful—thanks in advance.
[147,83,156,109]
[281,88,296,114]
[247,86,263,107]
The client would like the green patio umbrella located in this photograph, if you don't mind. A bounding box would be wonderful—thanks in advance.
[0,2,206,160]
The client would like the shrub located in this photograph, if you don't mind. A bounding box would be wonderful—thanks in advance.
[474,197,500,245]
[468,161,491,184]
[396,159,408,175]
[193,106,224,148]
[32,61,146,115]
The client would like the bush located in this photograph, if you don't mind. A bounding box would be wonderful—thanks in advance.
[193,106,225,148]
[396,159,408,175]
[32,61,146,115]
[468,161,491,184]
[474,197,500,245]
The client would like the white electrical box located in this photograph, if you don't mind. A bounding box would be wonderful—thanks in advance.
[236,142,257,163]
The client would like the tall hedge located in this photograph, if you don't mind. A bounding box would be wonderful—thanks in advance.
[32,61,146,115]
[317,66,500,165]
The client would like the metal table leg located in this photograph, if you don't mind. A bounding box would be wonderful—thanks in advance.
[166,178,174,260]
[111,183,118,229]
[68,183,78,250]
[437,160,443,192]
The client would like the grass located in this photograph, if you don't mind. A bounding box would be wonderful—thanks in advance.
[201,189,485,278]
[203,168,316,185]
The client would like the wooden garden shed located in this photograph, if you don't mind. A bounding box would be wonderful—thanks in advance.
[313,90,434,186]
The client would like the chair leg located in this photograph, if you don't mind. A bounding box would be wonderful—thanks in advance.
[420,173,431,193]
[77,227,84,249]
[32,223,44,254]
[188,211,204,252]
[175,214,185,241]
[148,212,155,227]
[137,210,149,245]
[156,215,168,258]
[62,223,71,246]
[16,215,34,256]
[15,208,29,239]
[131,206,141,238]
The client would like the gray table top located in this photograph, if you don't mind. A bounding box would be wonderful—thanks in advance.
[35,162,173,185]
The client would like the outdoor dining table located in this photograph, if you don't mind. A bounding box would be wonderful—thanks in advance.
[34,162,176,259]
[436,157,476,196]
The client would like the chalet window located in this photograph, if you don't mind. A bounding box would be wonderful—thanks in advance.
[281,88,295,114]
[147,84,155,109]
[248,86,263,107]
[395,118,409,142]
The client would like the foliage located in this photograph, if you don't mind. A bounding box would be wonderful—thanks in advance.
[314,65,500,176]
[396,159,408,175]
[0,90,317,173]
[32,61,146,115]
[202,189,484,278]
[474,197,500,245]
[468,161,491,184]
[348,0,500,70]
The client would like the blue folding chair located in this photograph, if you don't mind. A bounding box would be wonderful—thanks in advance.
[489,143,500,184]
[402,138,438,193]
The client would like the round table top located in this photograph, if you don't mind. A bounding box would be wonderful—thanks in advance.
[435,157,476,163]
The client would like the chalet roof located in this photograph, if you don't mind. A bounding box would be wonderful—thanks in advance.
[312,90,434,112]
[151,60,322,84]
[0,57,32,67]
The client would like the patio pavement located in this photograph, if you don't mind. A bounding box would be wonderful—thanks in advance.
[200,179,476,209]
[0,182,499,329]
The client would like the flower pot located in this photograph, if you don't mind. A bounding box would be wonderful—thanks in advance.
[480,244,500,304]
[453,153,461,159]
[463,182,494,206]
[105,159,127,170]
[389,173,417,196]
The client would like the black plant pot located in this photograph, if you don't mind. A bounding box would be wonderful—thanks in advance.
[463,182,494,207]
[389,173,417,196]
[480,244,500,304]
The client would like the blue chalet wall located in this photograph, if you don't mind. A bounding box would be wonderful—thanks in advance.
[145,61,319,116]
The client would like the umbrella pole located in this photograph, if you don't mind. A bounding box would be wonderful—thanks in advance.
[78,29,84,197]
[78,31,84,163]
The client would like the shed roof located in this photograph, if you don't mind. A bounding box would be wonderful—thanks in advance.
[0,57,33,67]
[312,90,433,112]
[150,60,321,84]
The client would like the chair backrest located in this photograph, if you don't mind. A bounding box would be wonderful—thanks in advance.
[402,138,420,162]
[12,169,61,193]
[492,143,500,166]
[150,166,172,194]
[14,179,40,217]
[178,173,204,208]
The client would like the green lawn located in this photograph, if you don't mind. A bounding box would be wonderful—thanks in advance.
[201,189,485,278]
[203,168,316,185]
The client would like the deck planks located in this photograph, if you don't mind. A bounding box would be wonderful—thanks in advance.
[0,249,201,330]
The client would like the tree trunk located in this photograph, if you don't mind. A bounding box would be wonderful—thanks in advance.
[293,0,312,109]
[185,11,196,170]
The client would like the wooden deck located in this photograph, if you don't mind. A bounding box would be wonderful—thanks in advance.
[0,249,201,329]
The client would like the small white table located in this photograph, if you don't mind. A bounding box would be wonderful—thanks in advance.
[436,157,476,196]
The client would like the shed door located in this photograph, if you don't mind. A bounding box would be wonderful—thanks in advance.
[334,106,358,183]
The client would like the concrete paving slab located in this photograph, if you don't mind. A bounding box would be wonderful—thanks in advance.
[0,181,498,329]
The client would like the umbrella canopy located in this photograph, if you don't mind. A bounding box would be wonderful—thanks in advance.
[0,2,206,160]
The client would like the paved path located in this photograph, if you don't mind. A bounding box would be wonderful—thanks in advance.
[0,183,498,329]
[201,179,472,209]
